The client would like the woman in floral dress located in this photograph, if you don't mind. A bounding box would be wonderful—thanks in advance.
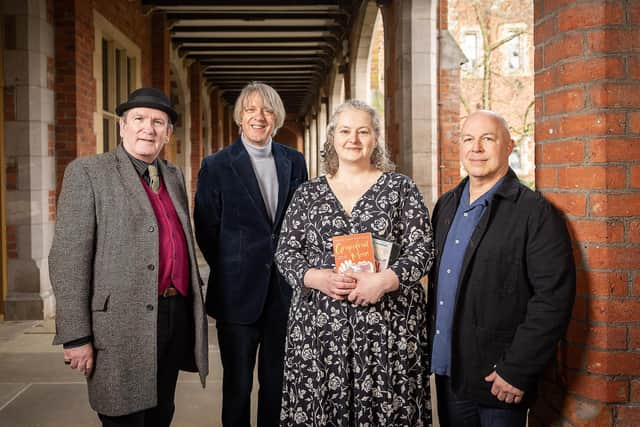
[275,99,435,426]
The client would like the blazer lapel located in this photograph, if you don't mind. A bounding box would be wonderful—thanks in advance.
[229,140,271,221]
[273,143,292,227]
[114,145,153,213]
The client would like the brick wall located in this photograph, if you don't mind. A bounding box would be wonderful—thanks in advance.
[438,0,463,194]
[223,106,232,148]
[54,0,95,194]
[438,68,462,194]
[209,89,219,153]
[54,0,152,195]
[189,62,202,204]
[532,1,640,425]
[151,13,170,95]
[93,1,151,85]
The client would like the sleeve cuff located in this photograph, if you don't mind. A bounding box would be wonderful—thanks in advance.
[63,336,92,349]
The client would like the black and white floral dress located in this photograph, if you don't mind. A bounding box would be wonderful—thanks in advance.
[275,172,435,427]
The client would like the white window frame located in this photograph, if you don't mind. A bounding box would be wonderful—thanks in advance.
[460,26,483,78]
[93,11,142,154]
[500,23,528,75]
[509,134,532,176]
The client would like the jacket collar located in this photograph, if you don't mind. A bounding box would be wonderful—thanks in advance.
[115,145,151,212]
[228,139,294,226]
[492,168,521,202]
[452,168,521,204]
[229,139,270,221]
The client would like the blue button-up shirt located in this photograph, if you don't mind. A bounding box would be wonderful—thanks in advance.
[431,178,503,376]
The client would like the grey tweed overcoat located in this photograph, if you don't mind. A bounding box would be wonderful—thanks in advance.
[49,144,208,416]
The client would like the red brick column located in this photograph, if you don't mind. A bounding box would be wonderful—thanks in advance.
[532,1,640,425]
[210,88,224,153]
[438,67,461,194]
[54,0,96,195]
[189,62,202,203]
[151,12,170,95]
[224,105,233,147]
[150,12,171,163]
[437,0,464,195]
[209,89,217,153]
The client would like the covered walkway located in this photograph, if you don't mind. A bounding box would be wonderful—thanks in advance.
[0,1,638,425]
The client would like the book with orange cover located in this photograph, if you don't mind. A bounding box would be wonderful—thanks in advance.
[332,232,376,273]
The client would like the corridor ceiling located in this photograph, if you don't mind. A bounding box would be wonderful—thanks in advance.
[142,0,362,116]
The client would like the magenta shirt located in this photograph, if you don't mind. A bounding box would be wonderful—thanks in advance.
[142,179,190,296]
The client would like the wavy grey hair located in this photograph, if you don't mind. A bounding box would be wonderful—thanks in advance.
[233,81,286,137]
[322,99,395,176]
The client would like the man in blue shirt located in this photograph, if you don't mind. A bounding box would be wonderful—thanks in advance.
[429,110,575,426]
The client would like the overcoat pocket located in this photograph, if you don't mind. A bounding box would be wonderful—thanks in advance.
[91,293,111,350]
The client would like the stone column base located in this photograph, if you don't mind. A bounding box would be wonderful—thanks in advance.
[4,292,43,320]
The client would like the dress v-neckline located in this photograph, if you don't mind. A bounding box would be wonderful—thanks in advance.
[322,173,385,218]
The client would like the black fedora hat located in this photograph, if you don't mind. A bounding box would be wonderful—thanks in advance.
[115,87,178,123]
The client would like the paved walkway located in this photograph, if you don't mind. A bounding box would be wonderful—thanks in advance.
[0,317,257,427]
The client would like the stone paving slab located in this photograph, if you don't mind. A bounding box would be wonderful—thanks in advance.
[0,383,99,427]
[0,320,40,342]
[0,319,257,427]
[0,382,27,409]
[0,352,80,382]
[0,381,232,427]
[173,381,222,426]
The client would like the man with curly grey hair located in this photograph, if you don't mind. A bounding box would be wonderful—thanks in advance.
[194,82,307,426]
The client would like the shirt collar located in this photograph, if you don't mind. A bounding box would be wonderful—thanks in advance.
[122,145,159,177]
[461,175,505,211]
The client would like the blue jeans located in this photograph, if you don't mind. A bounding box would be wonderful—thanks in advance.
[436,375,527,427]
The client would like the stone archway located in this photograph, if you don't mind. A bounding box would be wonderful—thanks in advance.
[351,1,379,101]
[329,68,345,116]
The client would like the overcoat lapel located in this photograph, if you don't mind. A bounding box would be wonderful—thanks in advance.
[229,140,271,221]
[158,160,190,234]
[114,145,153,214]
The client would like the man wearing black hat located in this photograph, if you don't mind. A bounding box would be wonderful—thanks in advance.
[49,87,208,427]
